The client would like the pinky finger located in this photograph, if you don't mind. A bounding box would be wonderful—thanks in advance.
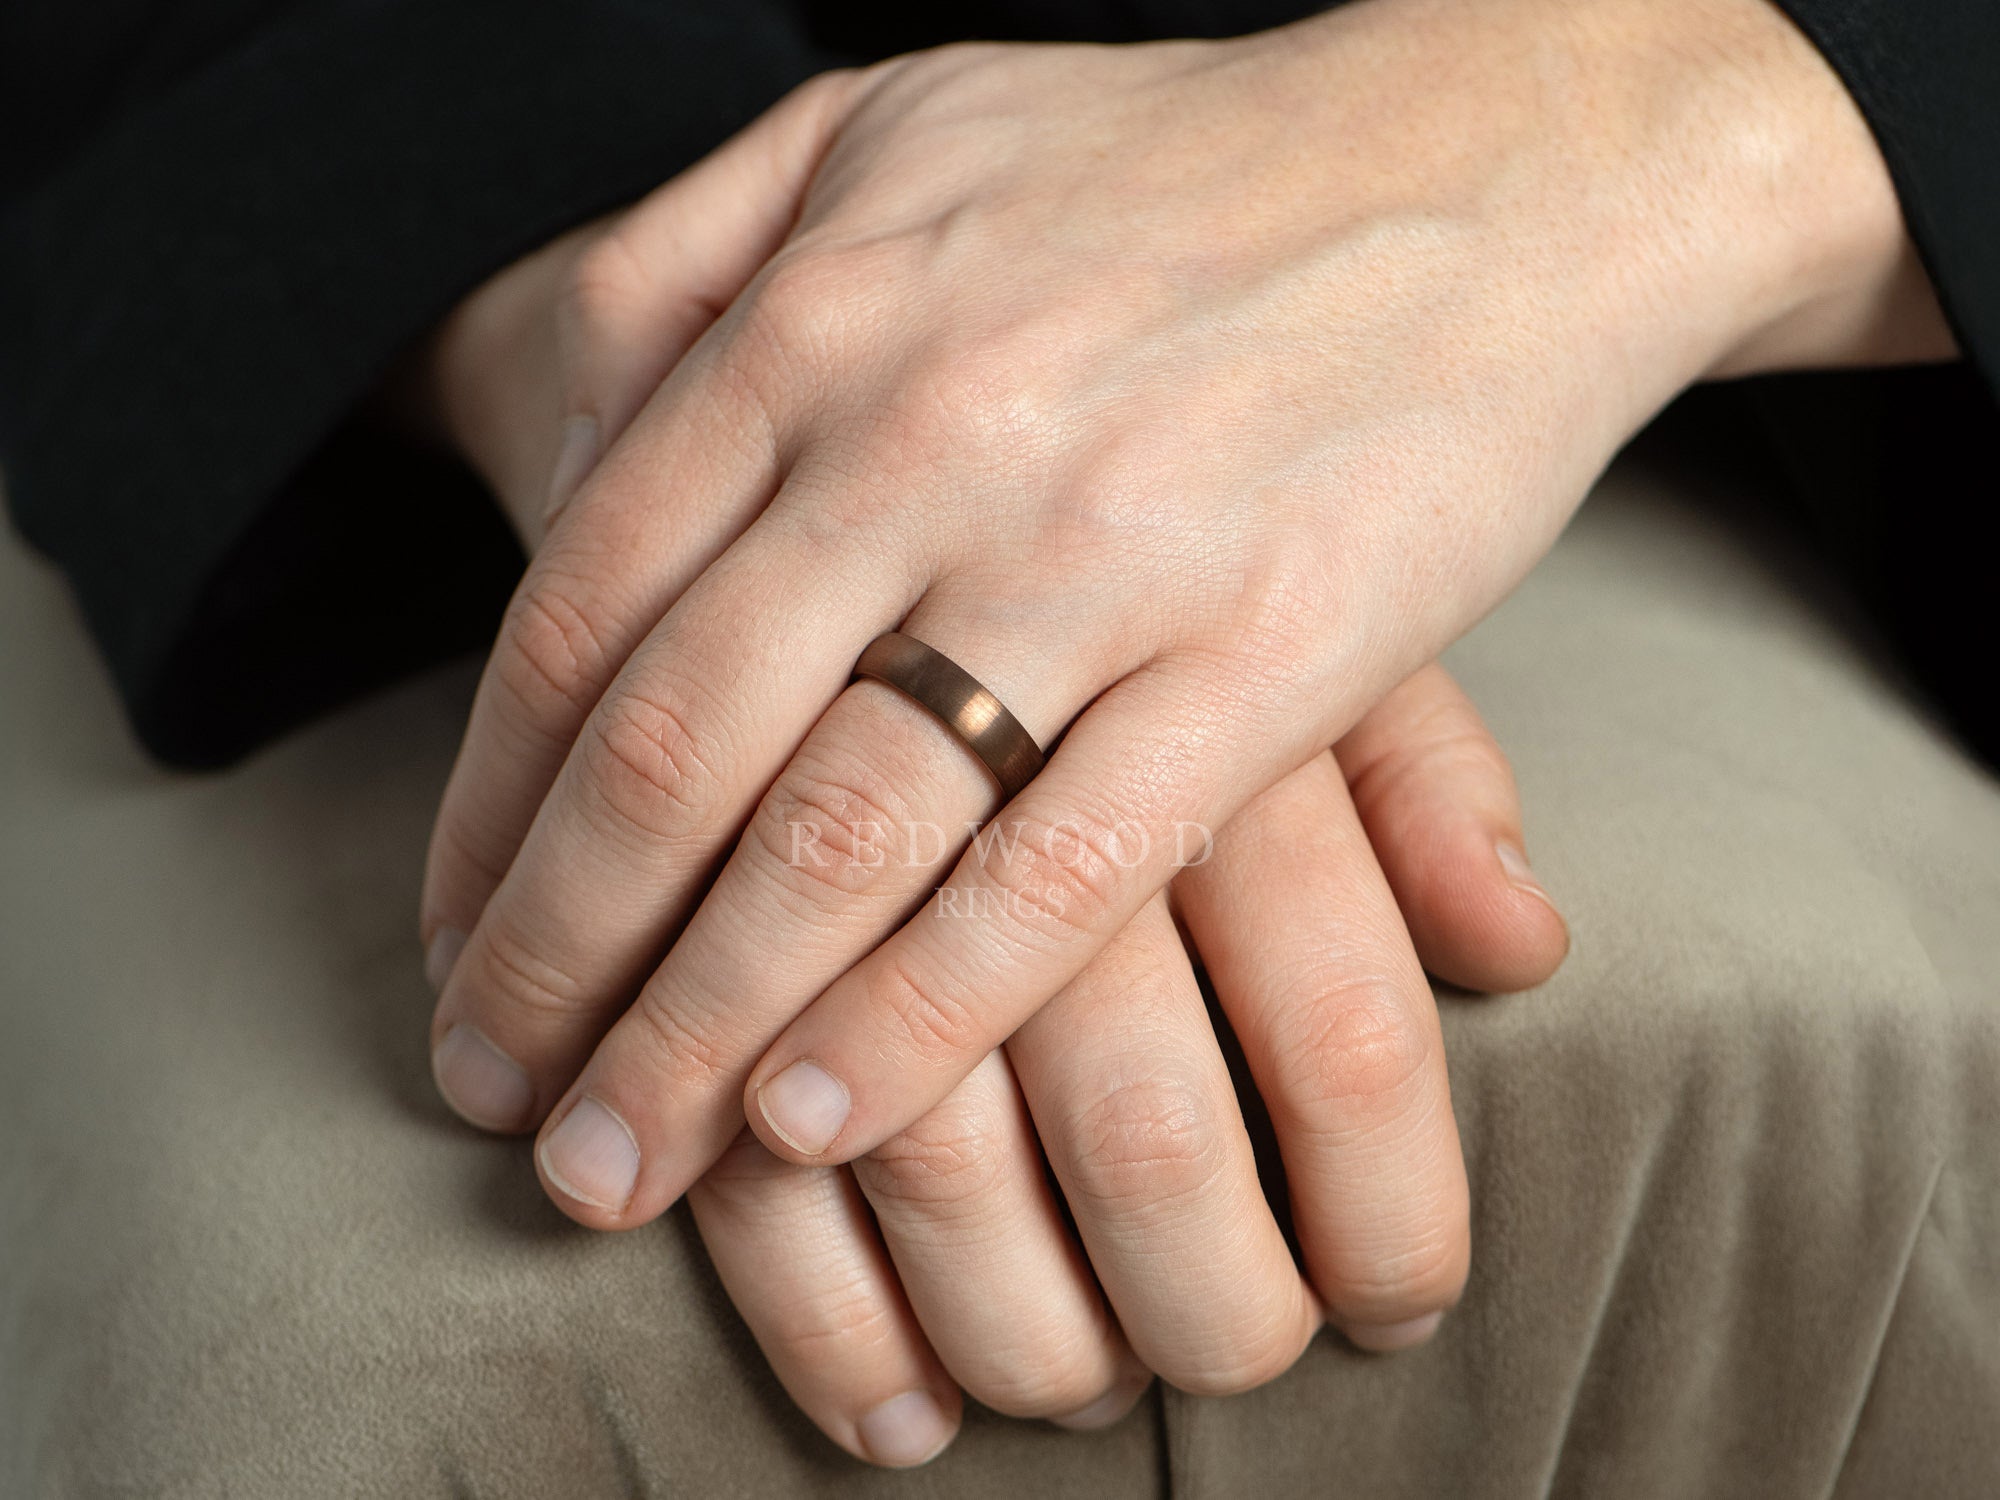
[688,1133,962,1468]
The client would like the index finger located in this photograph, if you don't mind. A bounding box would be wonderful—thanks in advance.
[420,71,861,1009]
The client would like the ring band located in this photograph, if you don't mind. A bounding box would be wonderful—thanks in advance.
[853,632,1046,801]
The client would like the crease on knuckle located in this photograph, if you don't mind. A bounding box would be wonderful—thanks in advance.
[429,806,515,902]
[497,579,614,724]
[583,684,724,841]
[769,1275,901,1358]
[751,754,916,900]
[628,988,734,1094]
[1062,1068,1222,1215]
[860,1103,1005,1211]
[1350,724,1512,816]
[874,955,984,1070]
[981,812,1131,945]
[476,923,591,1025]
[1280,979,1433,1124]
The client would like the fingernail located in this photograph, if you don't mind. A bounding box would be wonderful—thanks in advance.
[1496,842,1558,911]
[857,1391,954,1467]
[543,414,599,522]
[1054,1375,1150,1431]
[1346,1310,1444,1352]
[538,1096,640,1211]
[757,1060,850,1156]
[432,1023,534,1132]
[425,926,467,992]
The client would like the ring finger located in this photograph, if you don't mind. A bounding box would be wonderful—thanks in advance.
[528,590,1120,1225]
[686,1132,962,1468]
[853,1049,1149,1424]
[1008,894,1322,1393]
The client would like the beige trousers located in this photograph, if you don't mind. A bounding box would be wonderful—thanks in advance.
[4,438,1996,1498]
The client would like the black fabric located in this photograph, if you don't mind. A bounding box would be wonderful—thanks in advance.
[0,0,1994,768]
[1768,0,2000,400]
[0,0,830,765]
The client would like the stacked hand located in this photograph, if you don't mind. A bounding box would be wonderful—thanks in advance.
[407,0,1939,1467]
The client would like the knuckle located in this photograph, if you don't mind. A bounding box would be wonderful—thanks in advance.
[860,1099,1006,1211]
[580,681,725,842]
[562,229,650,341]
[1328,1227,1470,1325]
[750,750,918,901]
[1061,1067,1221,1214]
[741,244,871,364]
[494,577,616,726]
[894,329,1058,462]
[1228,552,1336,684]
[871,956,986,1071]
[769,1274,903,1361]
[1279,978,1433,1121]
[1168,1325,1308,1398]
[427,802,515,904]
[1058,422,1187,537]
[978,811,1134,944]
[474,922,591,1026]
[1348,717,1513,812]
[964,1353,1112,1422]
[864,45,1034,136]
[627,987,735,1094]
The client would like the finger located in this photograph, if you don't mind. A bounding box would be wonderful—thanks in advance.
[741,657,1288,1167]
[1008,896,1322,1395]
[1336,663,1568,993]
[430,503,920,1135]
[419,71,862,1021]
[530,598,1116,1223]
[1178,751,1471,1349]
[853,1050,1150,1425]
[419,328,788,1020]
[545,69,868,521]
[687,1133,962,1468]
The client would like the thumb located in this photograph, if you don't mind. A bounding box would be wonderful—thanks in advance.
[546,67,867,523]
[1335,663,1570,993]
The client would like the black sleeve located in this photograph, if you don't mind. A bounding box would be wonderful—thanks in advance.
[0,0,830,766]
[1766,0,2000,396]
[1743,1,2000,765]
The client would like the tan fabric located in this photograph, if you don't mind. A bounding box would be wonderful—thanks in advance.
[3,440,1996,1498]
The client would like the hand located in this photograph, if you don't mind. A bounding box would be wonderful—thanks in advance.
[410,100,1565,1457]
[423,0,1928,1232]
[687,688,1566,1464]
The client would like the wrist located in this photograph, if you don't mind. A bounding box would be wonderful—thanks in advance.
[1281,0,1950,385]
[1565,0,1952,376]
[1659,0,1952,374]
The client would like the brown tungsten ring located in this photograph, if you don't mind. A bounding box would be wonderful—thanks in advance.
[853,632,1047,801]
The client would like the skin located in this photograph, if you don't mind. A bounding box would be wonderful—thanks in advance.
[412,170,1569,1465]
[408,0,1951,1466]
